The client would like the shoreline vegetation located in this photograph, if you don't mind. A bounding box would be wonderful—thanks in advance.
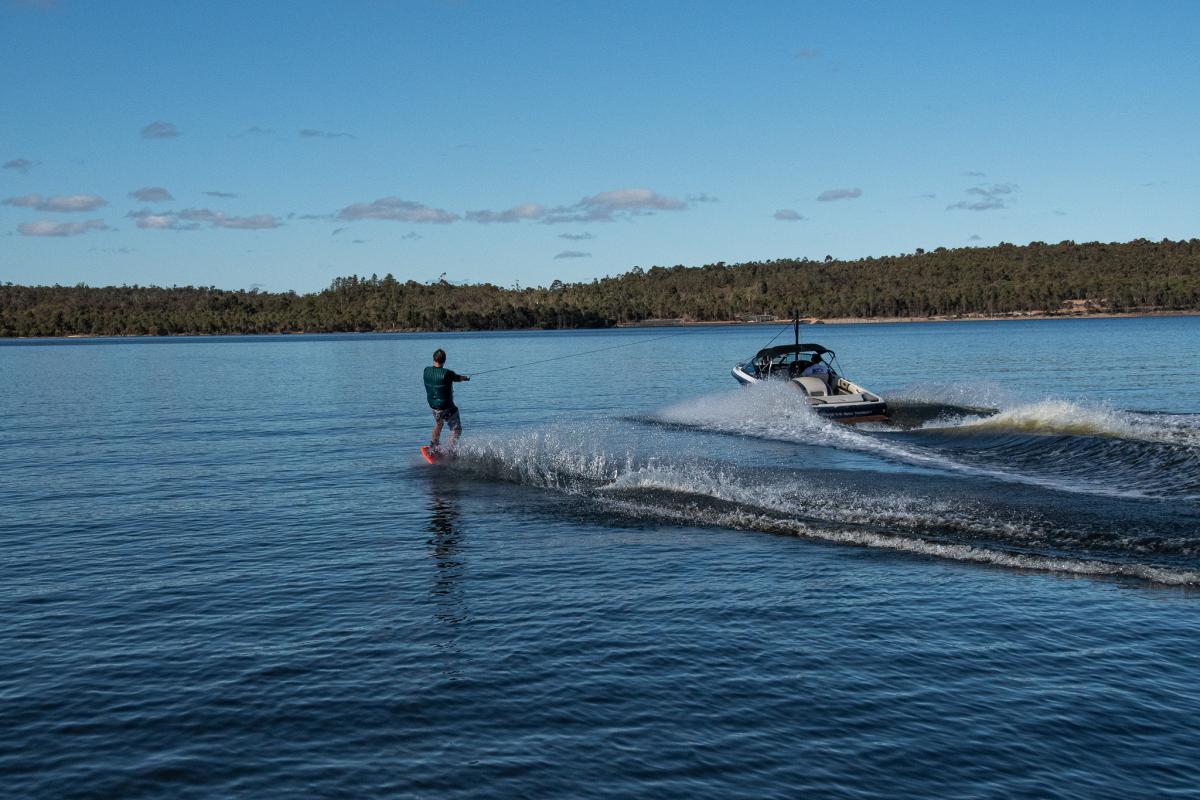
[46,308,1200,339]
[4,238,1198,338]
[616,308,1200,327]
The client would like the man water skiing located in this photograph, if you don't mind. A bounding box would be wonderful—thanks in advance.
[424,348,470,455]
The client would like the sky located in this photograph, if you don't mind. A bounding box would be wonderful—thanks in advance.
[2,0,1198,292]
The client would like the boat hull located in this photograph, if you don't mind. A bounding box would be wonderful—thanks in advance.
[730,366,888,423]
[812,402,889,423]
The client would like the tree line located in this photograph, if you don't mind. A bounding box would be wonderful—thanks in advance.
[2,238,1198,337]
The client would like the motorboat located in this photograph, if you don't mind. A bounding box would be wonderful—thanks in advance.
[731,329,888,423]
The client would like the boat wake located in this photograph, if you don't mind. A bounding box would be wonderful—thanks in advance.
[644,384,1200,501]
[912,396,1200,447]
[441,399,1200,585]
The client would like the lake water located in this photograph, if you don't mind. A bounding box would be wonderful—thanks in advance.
[3,316,1199,798]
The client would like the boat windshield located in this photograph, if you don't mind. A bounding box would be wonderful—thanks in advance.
[752,350,826,376]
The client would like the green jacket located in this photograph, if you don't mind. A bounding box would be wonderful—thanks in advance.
[424,366,465,410]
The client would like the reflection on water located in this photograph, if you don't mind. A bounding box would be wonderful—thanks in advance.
[425,478,468,678]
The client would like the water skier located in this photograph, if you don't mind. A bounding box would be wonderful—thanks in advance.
[424,348,470,455]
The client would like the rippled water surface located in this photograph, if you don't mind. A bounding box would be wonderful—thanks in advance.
[3,317,1200,798]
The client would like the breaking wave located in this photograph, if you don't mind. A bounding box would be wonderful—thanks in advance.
[917,397,1200,448]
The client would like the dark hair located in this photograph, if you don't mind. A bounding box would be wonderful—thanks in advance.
[433,349,446,364]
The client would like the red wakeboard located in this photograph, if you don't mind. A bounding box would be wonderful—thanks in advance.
[420,445,448,465]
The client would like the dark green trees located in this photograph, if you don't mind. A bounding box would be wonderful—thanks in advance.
[2,238,1198,337]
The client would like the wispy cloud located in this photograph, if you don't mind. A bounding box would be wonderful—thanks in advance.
[967,183,1016,197]
[299,128,355,139]
[465,202,546,224]
[141,121,180,139]
[466,188,686,225]
[204,191,238,199]
[947,183,1017,211]
[179,208,281,229]
[795,48,820,59]
[948,199,1005,211]
[3,193,107,212]
[129,187,174,202]
[817,188,862,202]
[129,210,198,231]
[18,219,110,237]
[554,250,591,259]
[558,232,595,241]
[401,232,421,240]
[582,187,684,215]
[774,209,806,221]
[232,126,273,138]
[2,158,33,174]
[216,215,281,231]
[543,188,687,224]
[969,234,982,241]
[338,187,690,229]
[963,170,987,177]
[2,194,40,208]
[688,192,720,203]
[129,207,282,230]
[337,197,458,224]
[43,194,106,212]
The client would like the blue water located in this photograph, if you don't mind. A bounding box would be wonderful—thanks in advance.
[3,317,1200,798]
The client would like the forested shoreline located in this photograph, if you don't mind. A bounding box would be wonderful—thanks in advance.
[3,238,1199,337]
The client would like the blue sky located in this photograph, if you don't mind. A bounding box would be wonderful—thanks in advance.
[2,0,1198,292]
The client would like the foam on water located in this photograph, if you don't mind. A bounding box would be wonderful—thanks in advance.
[648,383,1198,501]
[452,425,639,491]
[448,422,1200,585]
[599,461,1047,542]
[596,495,1200,586]
[919,397,1200,448]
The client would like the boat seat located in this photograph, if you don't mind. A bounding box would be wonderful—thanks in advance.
[793,376,829,397]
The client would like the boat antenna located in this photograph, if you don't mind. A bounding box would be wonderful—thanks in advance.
[793,310,799,348]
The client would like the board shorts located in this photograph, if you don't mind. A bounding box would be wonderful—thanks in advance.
[431,405,461,433]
